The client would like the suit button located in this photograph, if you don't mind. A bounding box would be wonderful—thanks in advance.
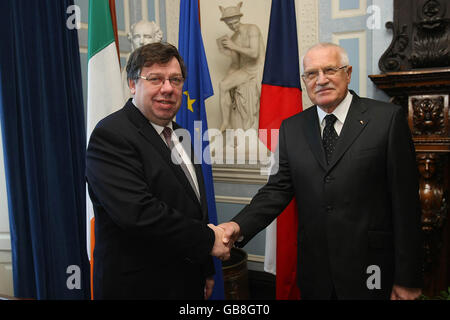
[326,206,333,213]
[325,176,333,183]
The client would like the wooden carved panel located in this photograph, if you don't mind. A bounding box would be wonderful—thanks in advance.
[410,0,450,68]
[369,0,450,293]
[409,94,448,136]
[379,0,450,72]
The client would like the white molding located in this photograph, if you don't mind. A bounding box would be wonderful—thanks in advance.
[117,0,128,36]
[215,195,252,205]
[0,251,13,297]
[0,250,11,263]
[154,0,161,28]
[332,30,367,97]
[0,233,11,251]
[141,0,148,21]
[296,0,319,108]
[165,0,180,47]
[124,0,130,34]
[248,254,265,263]
[331,0,367,19]
[212,165,268,185]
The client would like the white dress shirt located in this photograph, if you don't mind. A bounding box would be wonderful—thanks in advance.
[316,90,353,137]
[132,100,200,198]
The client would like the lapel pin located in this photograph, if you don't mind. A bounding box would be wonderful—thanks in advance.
[360,120,364,125]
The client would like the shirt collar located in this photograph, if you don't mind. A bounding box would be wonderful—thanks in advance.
[317,90,353,125]
[151,122,173,136]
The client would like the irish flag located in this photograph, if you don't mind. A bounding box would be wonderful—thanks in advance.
[87,0,123,298]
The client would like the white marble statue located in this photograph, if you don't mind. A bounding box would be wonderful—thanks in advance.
[122,19,163,102]
[217,2,265,132]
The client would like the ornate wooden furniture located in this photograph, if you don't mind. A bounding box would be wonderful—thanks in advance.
[369,0,449,297]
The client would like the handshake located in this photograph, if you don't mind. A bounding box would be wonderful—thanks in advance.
[208,222,241,261]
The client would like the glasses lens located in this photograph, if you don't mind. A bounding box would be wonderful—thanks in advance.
[169,77,184,87]
[149,77,163,86]
[303,71,318,81]
[140,75,184,87]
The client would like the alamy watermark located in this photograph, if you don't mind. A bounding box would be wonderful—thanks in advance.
[66,4,383,31]
[366,265,381,290]
[366,5,382,30]
[66,265,81,290]
[170,122,279,176]
[66,5,81,30]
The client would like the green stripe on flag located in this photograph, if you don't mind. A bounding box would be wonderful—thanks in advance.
[88,0,115,60]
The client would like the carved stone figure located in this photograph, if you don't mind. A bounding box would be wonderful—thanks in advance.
[122,20,163,102]
[217,2,265,132]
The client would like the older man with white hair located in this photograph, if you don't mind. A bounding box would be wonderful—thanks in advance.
[219,42,423,300]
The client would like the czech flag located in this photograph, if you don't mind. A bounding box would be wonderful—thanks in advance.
[260,0,302,300]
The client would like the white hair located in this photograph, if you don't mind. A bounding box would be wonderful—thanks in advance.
[300,42,350,73]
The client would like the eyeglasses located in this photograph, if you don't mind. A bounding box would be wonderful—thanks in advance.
[138,75,184,88]
[301,65,348,82]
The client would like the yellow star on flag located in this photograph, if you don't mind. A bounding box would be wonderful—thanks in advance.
[183,91,196,113]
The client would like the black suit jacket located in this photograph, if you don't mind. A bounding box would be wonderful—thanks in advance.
[86,99,215,299]
[233,92,423,299]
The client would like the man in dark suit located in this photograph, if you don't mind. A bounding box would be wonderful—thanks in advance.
[86,42,229,299]
[219,43,423,300]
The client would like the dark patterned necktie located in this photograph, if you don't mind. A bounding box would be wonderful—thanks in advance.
[162,127,200,201]
[322,114,338,164]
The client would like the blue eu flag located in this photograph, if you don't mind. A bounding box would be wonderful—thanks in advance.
[177,0,225,300]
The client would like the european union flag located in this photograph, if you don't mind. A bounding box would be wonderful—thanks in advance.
[177,0,224,300]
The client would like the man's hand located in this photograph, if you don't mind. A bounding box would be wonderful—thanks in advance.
[217,221,241,247]
[204,276,215,300]
[208,224,231,260]
[390,285,422,300]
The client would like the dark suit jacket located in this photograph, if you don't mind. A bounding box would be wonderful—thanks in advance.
[86,99,215,299]
[233,92,423,299]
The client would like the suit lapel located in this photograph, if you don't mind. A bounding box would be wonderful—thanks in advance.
[193,162,209,221]
[172,122,206,208]
[123,102,201,206]
[302,107,328,171]
[327,93,370,171]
